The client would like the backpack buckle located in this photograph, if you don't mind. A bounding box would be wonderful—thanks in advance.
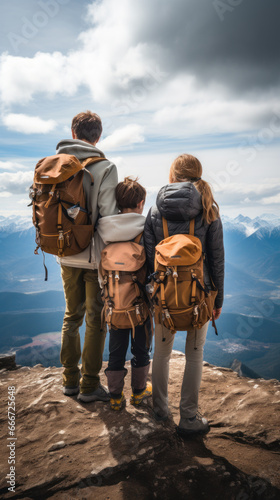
[135,305,142,322]
[164,309,170,319]
[29,187,36,200]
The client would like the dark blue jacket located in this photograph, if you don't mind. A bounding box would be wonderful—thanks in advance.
[144,182,225,309]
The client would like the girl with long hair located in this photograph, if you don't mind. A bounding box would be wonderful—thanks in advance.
[144,154,224,435]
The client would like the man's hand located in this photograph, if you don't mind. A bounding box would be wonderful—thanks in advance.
[213,307,222,320]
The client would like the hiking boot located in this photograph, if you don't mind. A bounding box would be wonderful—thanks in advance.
[77,384,110,403]
[130,382,152,406]
[176,412,210,436]
[110,392,125,411]
[153,410,169,422]
[62,385,79,396]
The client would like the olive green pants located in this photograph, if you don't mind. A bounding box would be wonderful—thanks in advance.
[60,266,106,393]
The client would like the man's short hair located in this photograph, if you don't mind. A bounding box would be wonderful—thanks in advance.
[116,177,146,210]
[71,111,102,144]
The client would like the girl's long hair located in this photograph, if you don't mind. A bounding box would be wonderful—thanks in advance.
[169,154,219,224]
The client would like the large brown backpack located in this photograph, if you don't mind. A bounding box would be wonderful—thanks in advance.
[149,217,218,334]
[100,234,152,345]
[30,154,106,261]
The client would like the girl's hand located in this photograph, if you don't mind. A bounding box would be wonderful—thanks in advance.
[213,307,222,320]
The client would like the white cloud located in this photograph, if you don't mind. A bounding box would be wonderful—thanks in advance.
[2,113,57,134]
[0,7,156,106]
[17,198,29,205]
[261,193,280,205]
[211,181,280,207]
[0,160,27,171]
[146,186,162,195]
[0,0,279,142]
[0,0,279,217]
[109,156,125,167]
[99,124,144,151]
[153,99,279,136]
[0,171,33,194]
[0,192,12,198]
[0,51,79,105]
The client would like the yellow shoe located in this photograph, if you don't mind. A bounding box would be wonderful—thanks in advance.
[110,392,125,411]
[130,382,152,406]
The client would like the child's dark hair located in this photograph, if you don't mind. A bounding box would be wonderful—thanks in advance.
[115,177,146,210]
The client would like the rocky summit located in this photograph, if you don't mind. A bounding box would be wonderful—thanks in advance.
[0,352,279,500]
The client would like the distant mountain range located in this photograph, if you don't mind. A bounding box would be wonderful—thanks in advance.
[0,213,279,379]
[222,213,280,283]
[1,212,279,293]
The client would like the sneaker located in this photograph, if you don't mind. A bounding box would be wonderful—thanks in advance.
[110,392,125,411]
[130,382,152,406]
[176,412,210,436]
[77,384,110,403]
[62,385,79,396]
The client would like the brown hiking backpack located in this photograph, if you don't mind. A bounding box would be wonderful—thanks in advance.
[149,217,218,334]
[100,234,152,344]
[30,154,106,263]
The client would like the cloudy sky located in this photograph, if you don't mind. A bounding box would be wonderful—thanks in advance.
[0,0,279,218]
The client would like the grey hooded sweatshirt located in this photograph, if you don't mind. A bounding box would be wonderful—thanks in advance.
[56,138,118,269]
[95,212,146,284]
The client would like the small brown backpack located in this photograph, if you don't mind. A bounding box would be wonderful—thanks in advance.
[149,217,218,334]
[100,234,152,344]
[30,154,106,263]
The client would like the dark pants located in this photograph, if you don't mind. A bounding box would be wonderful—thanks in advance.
[105,318,152,397]
[107,318,151,371]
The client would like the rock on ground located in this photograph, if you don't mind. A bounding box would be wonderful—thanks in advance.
[0,352,279,499]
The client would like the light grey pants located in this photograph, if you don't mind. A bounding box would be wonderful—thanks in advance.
[152,321,209,419]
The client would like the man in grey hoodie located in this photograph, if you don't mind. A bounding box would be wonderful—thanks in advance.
[57,111,118,402]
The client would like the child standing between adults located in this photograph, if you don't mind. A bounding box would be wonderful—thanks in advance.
[97,177,152,411]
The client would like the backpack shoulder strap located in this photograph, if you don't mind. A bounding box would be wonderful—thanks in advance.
[189,218,195,236]
[81,157,107,187]
[162,217,169,239]
[134,232,143,244]
[81,156,107,168]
